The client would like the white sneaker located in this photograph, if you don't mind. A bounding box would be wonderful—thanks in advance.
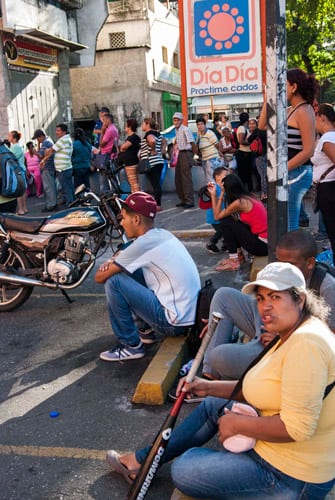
[99,342,145,361]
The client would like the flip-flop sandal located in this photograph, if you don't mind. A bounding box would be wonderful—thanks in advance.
[106,450,139,485]
[215,259,240,272]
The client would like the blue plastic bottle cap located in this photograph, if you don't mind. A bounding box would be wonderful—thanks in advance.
[49,411,60,418]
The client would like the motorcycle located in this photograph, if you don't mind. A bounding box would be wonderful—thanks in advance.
[0,185,128,311]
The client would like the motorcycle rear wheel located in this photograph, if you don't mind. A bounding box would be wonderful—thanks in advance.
[0,246,33,312]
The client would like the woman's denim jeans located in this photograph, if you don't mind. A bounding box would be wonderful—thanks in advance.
[288,165,312,231]
[135,396,335,499]
[104,273,188,346]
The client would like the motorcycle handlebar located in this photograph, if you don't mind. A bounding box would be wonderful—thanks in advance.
[68,190,101,208]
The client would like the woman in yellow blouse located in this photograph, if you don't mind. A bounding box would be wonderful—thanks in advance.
[106,262,335,499]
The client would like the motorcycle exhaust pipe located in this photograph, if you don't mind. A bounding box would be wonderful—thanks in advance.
[0,260,95,290]
[0,271,58,289]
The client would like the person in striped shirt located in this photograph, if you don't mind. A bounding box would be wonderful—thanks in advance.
[195,115,222,182]
[41,123,74,205]
[139,117,164,210]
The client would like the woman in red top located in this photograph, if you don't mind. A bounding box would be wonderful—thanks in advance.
[208,173,268,271]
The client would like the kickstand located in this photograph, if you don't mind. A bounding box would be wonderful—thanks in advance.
[60,288,74,304]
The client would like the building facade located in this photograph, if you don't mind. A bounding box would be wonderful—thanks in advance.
[70,0,181,136]
[0,0,107,144]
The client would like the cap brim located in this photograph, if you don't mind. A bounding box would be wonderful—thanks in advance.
[117,197,128,207]
[242,279,290,295]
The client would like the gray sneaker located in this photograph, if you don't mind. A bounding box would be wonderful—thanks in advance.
[314,232,329,243]
[100,342,145,361]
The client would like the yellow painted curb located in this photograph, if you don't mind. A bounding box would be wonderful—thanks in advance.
[250,256,268,281]
[132,337,188,405]
[171,229,214,239]
[0,444,106,460]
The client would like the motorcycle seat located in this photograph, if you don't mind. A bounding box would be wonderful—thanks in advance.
[0,214,47,234]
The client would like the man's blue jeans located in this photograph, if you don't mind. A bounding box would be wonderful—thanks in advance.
[104,273,188,346]
[135,396,335,499]
[41,169,57,208]
[56,169,74,205]
[203,288,264,380]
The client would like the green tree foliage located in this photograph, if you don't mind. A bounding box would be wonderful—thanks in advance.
[286,0,335,100]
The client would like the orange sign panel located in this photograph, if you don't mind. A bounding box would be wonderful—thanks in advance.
[3,36,58,73]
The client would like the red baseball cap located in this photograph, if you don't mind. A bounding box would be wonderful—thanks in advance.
[119,191,157,219]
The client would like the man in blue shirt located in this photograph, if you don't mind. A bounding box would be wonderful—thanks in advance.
[32,129,57,212]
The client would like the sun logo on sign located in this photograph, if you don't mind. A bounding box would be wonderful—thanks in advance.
[193,0,250,57]
[199,4,244,51]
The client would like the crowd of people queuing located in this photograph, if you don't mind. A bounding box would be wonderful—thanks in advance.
[0,107,167,215]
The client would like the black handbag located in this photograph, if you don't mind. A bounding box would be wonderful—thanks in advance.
[311,164,335,214]
[138,158,151,174]
[93,153,110,171]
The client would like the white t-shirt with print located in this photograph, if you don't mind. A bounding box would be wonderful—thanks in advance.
[311,131,335,183]
[115,228,201,325]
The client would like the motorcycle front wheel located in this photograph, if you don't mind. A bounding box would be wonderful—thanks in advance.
[0,245,33,312]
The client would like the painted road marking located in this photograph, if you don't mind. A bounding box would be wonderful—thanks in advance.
[0,444,106,461]
[33,293,106,297]
[0,361,97,425]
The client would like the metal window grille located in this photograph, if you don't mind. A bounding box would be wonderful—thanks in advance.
[162,46,168,63]
[109,32,126,49]
[173,52,179,69]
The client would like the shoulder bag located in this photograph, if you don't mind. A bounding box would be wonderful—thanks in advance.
[138,156,151,174]
[311,164,335,213]
[138,134,153,174]
[217,335,335,453]
[93,152,110,171]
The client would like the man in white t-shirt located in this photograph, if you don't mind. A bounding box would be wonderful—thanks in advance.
[95,191,201,361]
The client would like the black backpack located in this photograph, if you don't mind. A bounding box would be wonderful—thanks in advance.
[232,126,247,150]
[0,142,27,197]
[231,128,239,149]
[309,262,335,296]
[187,279,217,355]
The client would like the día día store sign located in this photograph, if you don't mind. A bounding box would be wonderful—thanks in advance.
[183,0,262,96]
[3,35,58,73]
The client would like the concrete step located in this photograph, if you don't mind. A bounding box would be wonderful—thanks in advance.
[132,337,188,405]
[250,255,268,281]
